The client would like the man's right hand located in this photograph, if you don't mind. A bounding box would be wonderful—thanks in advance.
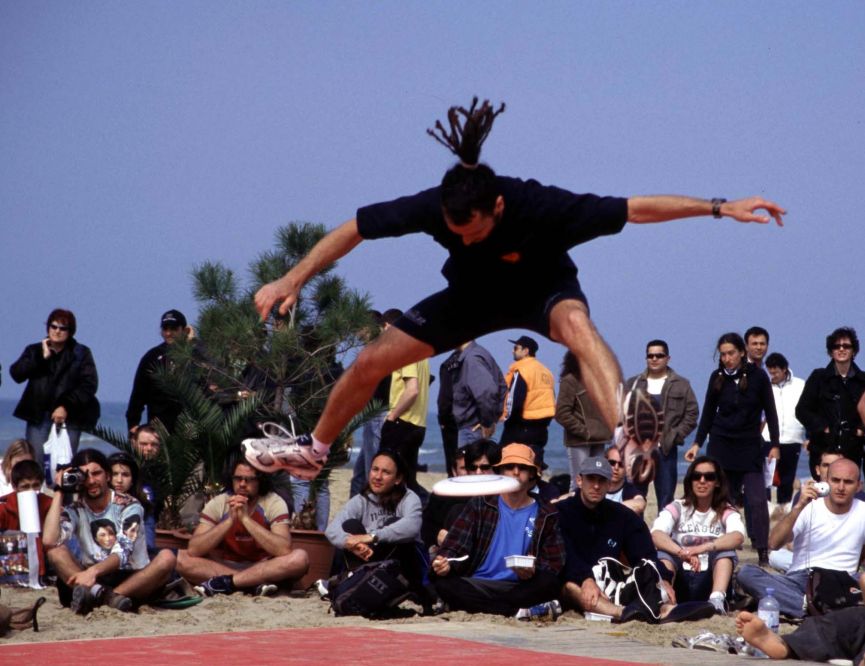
[254,274,301,321]
[580,578,601,609]
[431,555,451,576]
[797,480,820,508]
[684,443,700,462]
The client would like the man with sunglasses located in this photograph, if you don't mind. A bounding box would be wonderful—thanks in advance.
[604,446,646,516]
[624,340,698,508]
[796,327,865,474]
[176,459,309,597]
[430,444,564,618]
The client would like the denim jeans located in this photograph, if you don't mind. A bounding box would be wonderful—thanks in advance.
[349,413,385,498]
[291,477,331,531]
[658,550,737,601]
[653,446,678,509]
[457,426,484,447]
[736,564,809,617]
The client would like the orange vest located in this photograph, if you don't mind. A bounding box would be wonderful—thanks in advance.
[505,357,556,420]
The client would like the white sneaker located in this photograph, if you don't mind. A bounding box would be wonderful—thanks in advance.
[515,599,562,621]
[314,578,329,600]
[242,422,327,480]
[708,592,727,615]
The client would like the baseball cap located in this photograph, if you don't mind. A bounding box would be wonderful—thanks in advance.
[160,309,187,329]
[578,456,613,480]
[508,335,539,354]
[495,443,541,472]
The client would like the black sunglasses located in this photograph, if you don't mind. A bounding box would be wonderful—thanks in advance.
[646,353,667,360]
[693,471,718,482]
[465,463,492,472]
[606,459,624,468]
[496,463,535,473]
[49,323,69,332]
[832,343,854,350]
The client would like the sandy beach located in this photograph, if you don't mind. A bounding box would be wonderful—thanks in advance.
[0,469,760,650]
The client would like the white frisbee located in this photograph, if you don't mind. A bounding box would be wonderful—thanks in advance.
[432,474,520,497]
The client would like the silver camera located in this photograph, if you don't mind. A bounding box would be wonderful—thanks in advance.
[814,481,830,497]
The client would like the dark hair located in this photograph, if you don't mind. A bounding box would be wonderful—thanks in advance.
[11,459,43,487]
[744,326,769,344]
[226,457,272,496]
[381,308,403,326]
[826,326,859,356]
[560,351,581,380]
[462,438,501,467]
[133,424,161,443]
[645,339,669,356]
[764,352,789,371]
[46,308,77,337]
[108,452,145,502]
[712,332,748,393]
[90,518,117,543]
[427,98,506,225]
[363,450,408,512]
[71,448,110,475]
[122,514,142,532]
[681,456,735,525]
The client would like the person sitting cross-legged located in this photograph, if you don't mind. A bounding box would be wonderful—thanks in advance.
[430,444,565,619]
[43,448,176,614]
[176,458,309,597]
[651,456,744,614]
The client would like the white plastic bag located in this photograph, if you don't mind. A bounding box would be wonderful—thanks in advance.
[45,423,73,470]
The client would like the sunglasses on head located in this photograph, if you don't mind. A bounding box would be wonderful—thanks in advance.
[693,471,718,482]
[465,463,492,472]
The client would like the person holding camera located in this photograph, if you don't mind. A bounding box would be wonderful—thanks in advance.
[736,457,865,618]
[43,449,176,615]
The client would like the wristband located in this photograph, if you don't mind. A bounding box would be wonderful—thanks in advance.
[711,198,727,219]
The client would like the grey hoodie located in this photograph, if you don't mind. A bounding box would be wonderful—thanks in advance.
[325,488,422,548]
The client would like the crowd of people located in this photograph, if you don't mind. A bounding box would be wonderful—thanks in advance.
[2,98,864,661]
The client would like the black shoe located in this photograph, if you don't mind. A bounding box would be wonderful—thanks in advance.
[758,549,770,567]
[619,599,652,623]
[105,590,134,612]
[71,585,102,615]
[195,575,235,597]
[659,601,716,624]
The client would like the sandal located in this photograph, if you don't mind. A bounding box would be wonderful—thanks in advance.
[10,597,47,632]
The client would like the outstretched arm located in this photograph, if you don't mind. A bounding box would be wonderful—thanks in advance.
[254,219,363,320]
[627,196,785,226]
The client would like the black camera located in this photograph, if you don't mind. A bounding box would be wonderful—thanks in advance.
[60,466,86,491]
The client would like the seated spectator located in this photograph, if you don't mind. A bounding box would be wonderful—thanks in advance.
[605,445,646,515]
[737,457,865,618]
[43,448,176,614]
[430,444,564,618]
[323,450,432,610]
[176,458,309,596]
[0,460,53,577]
[108,452,158,552]
[0,439,37,496]
[558,456,714,623]
[421,439,500,550]
[736,607,865,663]
[651,456,744,613]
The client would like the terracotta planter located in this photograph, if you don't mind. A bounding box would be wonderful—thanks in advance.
[289,529,334,590]
[154,527,333,592]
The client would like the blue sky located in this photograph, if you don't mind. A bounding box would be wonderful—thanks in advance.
[1,2,863,413]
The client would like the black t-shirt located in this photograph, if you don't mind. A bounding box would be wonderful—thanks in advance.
[356,176,628,289]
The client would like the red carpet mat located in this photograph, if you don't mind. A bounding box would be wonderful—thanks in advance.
[0,626,658,665]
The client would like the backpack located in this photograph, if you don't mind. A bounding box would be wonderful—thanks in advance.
[592,557,666,621]
[330,559,411,618]
[805,567,862,616]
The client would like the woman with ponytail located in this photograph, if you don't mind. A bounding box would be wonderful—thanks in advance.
[245,97,787,484]
[685,333,779,565]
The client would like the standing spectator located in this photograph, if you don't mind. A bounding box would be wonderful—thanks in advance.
[625,339,699,508]
[762,353,807,509]
[744,326,770,370]
[447,340,506,447]
[651,456,745,613]
[685,332,779,565]
[796,326,865,475]
[556,351,612,491]
[126,309,192,434]
[436,347,461,476]
[379,309,431,503]
[10,308,100,467]
[502,336,555,458]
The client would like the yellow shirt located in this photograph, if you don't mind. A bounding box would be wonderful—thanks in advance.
[389,359,430,427]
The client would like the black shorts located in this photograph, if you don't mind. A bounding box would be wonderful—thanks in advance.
[394,277,588,355]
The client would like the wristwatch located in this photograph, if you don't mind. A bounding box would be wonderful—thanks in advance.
[711,198,727,219]
[369,532,379,546]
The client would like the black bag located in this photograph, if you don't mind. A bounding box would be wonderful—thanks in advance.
[805,567,862,616]
[592,557,665,621]
[330,559,410,618]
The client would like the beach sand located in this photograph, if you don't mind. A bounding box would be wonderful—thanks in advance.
[0,469,759,649]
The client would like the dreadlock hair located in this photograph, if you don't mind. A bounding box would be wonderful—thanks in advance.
[427,97,506,225]
[712,332,749,394]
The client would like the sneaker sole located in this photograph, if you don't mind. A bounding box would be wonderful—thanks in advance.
[242,439,325,479]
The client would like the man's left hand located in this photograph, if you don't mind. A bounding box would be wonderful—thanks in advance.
[723,197,786,226]
[768,446,780,461]
[513,565,535,580]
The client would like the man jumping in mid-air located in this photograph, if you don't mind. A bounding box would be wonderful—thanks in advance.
[243,98,786,480]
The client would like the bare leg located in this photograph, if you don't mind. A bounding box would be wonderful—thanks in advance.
[114,549,176,600]
[177,549,309,587]
[549,300,622,431]
[735,611,790,659]
[312,327,434,444]
[562,581,623,618]
[46,545,83,582]
[711,557,733,595]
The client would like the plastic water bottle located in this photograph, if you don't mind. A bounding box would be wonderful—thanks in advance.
[757,587,780,634]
